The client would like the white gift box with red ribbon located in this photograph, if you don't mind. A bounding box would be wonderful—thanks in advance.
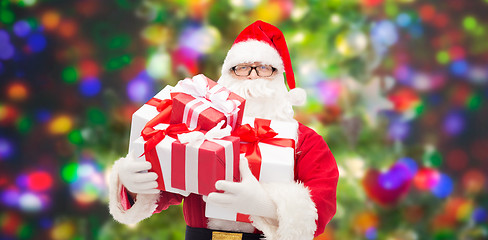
[128,85,192,196]
[205,116,298,222]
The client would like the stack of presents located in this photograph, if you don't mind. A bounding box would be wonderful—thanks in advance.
[128,74,298,222]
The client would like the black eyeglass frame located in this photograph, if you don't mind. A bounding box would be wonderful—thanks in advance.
[231,65,277,77]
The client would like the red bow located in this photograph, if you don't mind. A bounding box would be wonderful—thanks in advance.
[234,118,295,180]
[141,123,192,157]
[143,98,173,131]
[140,98,193,156]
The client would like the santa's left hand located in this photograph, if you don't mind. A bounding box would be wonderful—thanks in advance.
[206,156,278,219]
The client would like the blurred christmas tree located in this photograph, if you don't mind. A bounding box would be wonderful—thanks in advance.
[0,0,487,239]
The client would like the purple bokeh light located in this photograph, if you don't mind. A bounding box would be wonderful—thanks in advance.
[443,110,465,136]
[388,120,410,141]
[0,137,15,160]
[127,71,154,103]
[0,30,15,60]
[379,163,412,190]
[13,20,32,37]
[397,157,418,178]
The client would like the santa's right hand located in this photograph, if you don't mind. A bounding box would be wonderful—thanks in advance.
[118,152,160,194]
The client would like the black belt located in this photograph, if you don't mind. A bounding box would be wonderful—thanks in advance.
[185,226,263,240]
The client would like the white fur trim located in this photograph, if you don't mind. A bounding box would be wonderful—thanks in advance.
[249,182,317,240]
[287,88,307,106]
[108,157,160,225]
[221,40,284,76]
[207,218,256,233]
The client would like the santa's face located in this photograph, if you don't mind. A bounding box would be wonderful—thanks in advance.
[218,62,295,122]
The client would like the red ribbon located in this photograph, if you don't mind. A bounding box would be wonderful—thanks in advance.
[140,98,194,154]
[141,123,192,157]
[139,98,192,191]
[233,118,295,180]
[144,98,173,130]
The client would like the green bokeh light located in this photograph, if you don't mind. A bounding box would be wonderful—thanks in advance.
[61,162,79,183]
[87,108,107,125]
[325,0,342,8]
[385,3,399,17]
[414,101,425,116]
[463,16,477,31]
[68,129,84,145]
[423,150,443,168]
[18,0,37,7]
[436,51,450,64]
[62,66,79,84]
[474,26,485,36]
[433,229,455,240]
[115,0,133,9]
[467,93,481,111]
[17,223,33,240]
[105,55,132,71]
[16,116,32,134]
[0,10,15,24]
[109,35,131,49]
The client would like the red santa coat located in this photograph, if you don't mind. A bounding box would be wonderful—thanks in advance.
[109,123,338,239]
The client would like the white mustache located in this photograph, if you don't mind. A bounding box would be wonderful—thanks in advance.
[218,74,295,122]
[225,78,275,99]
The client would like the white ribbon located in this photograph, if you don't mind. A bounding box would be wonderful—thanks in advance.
[174,74,240,114]
[177,121,232,147]
[173,74,241,129]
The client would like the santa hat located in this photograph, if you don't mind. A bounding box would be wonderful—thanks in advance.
[221,20,306,106]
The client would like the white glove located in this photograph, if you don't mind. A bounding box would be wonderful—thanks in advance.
[118,151,160,195]
[207,156,277,219]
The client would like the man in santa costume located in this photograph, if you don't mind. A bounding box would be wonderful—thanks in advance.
[109,20,338,240]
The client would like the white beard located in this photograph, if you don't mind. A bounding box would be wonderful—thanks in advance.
[218,73,295,122]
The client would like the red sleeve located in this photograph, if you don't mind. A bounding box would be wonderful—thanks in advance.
[295,124,339,237]
[154,191,184,213]
[120,186,132,211]
[119,186,184,213]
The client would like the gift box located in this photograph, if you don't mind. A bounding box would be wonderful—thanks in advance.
[170,74,245,131]
[128,85,189,195]
[128,85,174,151]
[131,123,241,196]
[205,117,298,222]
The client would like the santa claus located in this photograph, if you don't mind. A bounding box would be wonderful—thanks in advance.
[108,20,338,240]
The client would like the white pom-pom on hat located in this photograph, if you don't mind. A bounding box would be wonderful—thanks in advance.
[287,87,307,106]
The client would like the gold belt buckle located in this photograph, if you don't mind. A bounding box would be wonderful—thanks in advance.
[212,231,243,240]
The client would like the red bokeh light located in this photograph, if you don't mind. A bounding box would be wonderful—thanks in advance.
[419,4,436,22]
[362,0,383,7]
[413,168,441,191]
[78,59,100,78]
[27,171,53,192]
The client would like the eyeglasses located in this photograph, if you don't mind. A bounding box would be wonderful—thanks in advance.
[231,64,276,77]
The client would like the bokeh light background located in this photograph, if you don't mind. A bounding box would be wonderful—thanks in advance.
[1,0,488,239]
